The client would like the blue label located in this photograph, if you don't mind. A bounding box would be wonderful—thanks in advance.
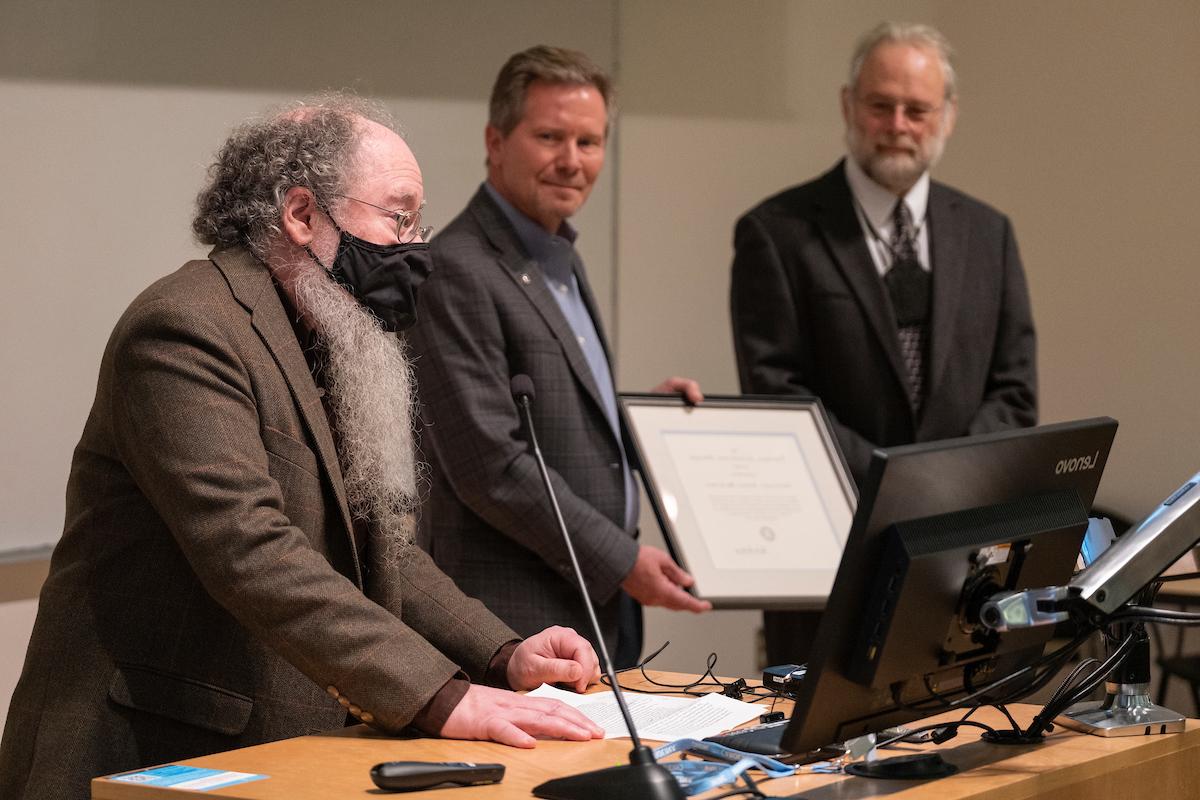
[109,765,267,791]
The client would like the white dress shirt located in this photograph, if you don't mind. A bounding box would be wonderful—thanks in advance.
[844,155,932,276]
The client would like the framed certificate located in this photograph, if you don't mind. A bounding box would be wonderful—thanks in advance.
[621,394,857,609]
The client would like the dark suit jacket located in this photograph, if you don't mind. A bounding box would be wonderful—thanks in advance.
[0,246,516,800]
[731,161,1037,486]
[408,187,638,657]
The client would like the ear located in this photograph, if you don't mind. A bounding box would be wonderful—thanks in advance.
[839,85,853,128]
[484,124,505,169]
[280,186,320,247]
[941,96,959,139]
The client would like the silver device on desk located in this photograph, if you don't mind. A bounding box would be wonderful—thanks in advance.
[982,471,1200,736]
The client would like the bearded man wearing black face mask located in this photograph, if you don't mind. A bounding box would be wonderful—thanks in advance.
[0,95,606,800]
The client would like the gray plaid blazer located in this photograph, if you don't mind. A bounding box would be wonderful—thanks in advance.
[409,187,638,658]
[0,246,516,800]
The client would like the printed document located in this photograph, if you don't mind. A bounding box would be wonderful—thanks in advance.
[528,684,762,742]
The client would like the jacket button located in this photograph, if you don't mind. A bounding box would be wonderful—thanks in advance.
[348,704,362,717]
[360,712,375,723]
[338,696,351,708]
[326,686,339,698]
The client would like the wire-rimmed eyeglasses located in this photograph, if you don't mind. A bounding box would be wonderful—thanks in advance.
[331,193,432,243]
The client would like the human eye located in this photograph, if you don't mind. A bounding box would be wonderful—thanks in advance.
[869,101,893,117]
[906,105,933,122]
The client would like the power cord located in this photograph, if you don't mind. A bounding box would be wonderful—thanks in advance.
[602,643,792,705]
[1024,629,1136,738]
[871,716,1000,750]
[1109,606,1200,624]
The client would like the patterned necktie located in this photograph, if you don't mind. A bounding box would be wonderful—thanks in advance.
[884,200,931,412]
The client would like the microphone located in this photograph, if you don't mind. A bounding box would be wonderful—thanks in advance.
[510,375,683,800]
[510,373,536,405]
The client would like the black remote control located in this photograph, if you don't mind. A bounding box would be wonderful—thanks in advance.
[369,761,505,792]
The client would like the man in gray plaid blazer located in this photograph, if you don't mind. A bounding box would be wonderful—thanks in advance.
[0,96,604,800]
[409,47,710,668]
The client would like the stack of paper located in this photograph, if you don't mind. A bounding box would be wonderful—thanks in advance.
[528,684,764,742]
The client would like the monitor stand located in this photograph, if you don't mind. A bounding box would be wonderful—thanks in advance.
[1056,620,1185,737]
[1057,681,1185,736]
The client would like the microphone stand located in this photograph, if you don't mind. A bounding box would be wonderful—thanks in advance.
[511,376,684,800]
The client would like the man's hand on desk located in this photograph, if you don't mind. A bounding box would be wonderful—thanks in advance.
[622,545,713,613]
[507,625,601,693]
[440,685,603,748]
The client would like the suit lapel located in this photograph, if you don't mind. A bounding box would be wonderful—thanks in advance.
[210,247,362,586]
[815,164,911,396]
[925,183,967,401]
[467,188,612,421]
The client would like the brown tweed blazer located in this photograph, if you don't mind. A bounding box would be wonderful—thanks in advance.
[0,246,516,800]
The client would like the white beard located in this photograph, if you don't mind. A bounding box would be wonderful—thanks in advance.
[846,124,948,195]
[290,257,422,560]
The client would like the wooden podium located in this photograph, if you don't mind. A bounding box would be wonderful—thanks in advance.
[92,672,1200,799]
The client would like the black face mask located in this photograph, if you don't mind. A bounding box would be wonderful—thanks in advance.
[310,230,432,333]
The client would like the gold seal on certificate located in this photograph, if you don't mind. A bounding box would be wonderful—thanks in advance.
[621,394,857,608]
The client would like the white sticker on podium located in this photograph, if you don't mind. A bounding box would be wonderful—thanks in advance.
[109,764,268,790]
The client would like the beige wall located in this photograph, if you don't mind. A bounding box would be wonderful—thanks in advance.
[616,0,1200,515]
[3,0,1199,720]
[624,0,1200,675]
[0,0,618,556]
[935,2,1200,517]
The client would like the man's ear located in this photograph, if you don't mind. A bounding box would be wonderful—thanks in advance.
[839,85,853,127]
[941,96,959,139]
[484,124,504,169]
[280,186,320,247]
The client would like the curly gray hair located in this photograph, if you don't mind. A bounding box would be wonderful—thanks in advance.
[192,94,397,256]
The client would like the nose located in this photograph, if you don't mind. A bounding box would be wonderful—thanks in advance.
[556,140,582,172]
[887,104,911,134]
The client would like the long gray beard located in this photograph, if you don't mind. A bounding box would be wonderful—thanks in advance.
[291,261,422,558]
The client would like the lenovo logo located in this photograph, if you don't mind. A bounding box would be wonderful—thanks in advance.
[1056,450,1101,475]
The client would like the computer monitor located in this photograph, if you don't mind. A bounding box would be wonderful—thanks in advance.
[780,417,1118,754]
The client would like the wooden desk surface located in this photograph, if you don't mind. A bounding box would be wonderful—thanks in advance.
[93,671,1200,800]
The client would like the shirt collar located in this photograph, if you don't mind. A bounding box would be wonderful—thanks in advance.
[483,181,578,278]
[843,155,930,234]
